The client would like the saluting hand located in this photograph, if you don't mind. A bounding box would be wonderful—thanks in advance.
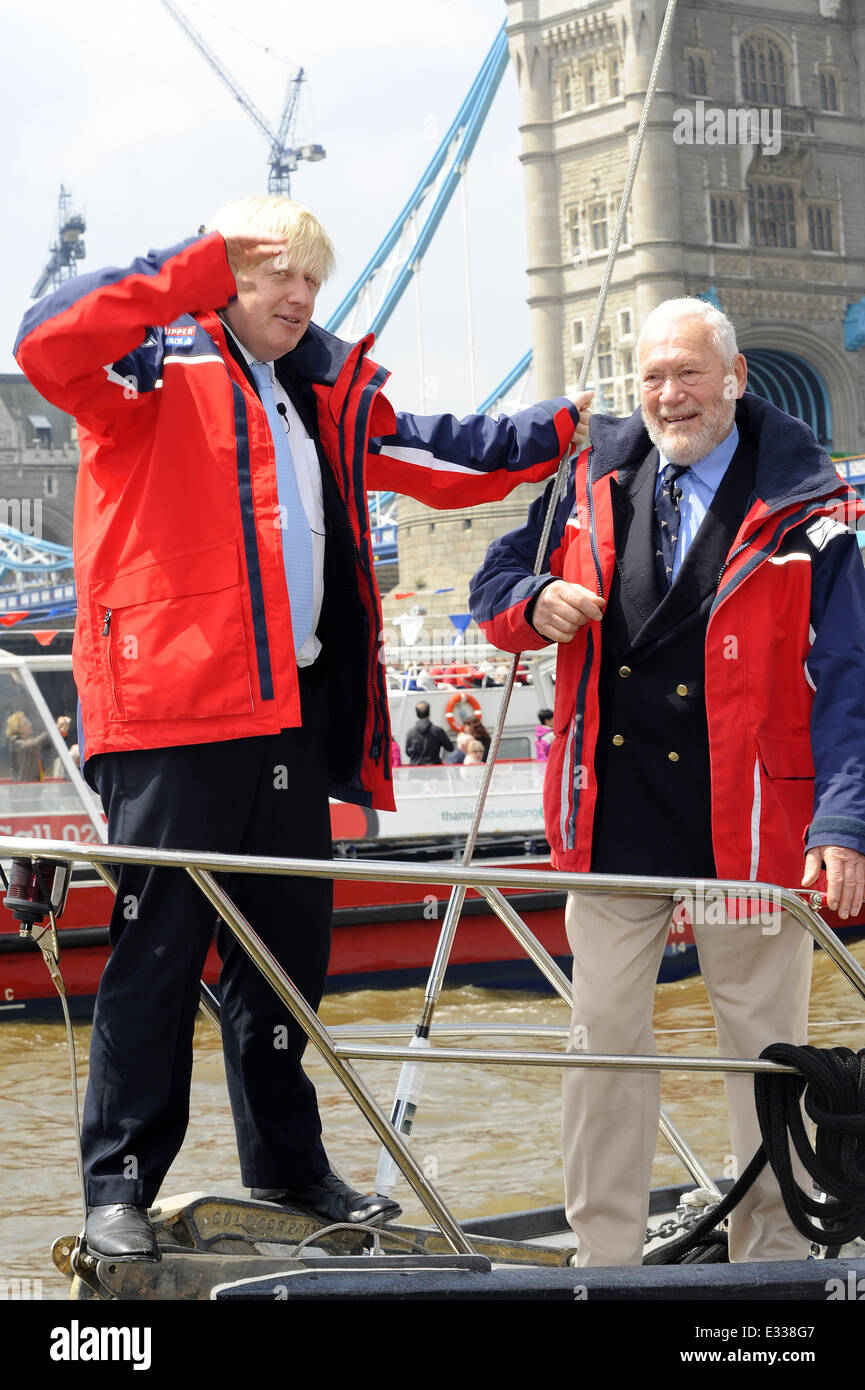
[223,233,287,290]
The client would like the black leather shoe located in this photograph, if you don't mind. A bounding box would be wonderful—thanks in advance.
[84,1204,161,1262]
[251,1173,401,1226]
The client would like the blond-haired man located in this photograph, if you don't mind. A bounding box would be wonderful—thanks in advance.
[471,298,865,1265]
[16,196,589,1261]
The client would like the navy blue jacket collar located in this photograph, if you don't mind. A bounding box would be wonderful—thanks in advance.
[589,392,841,516]
[278,320,367,387]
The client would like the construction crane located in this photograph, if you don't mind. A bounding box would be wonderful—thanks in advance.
[158,0,324,196]
[30,186,86,300]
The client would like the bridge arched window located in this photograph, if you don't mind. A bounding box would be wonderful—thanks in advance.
[710,197,738,244]
[607,53,621,99]
[748,182,796,248]
[596,329,613,381]
[568,207,582,259]
[808,205,834,252]
[687,54,707,95]
[588,200,608,252]
[620,347,636,414]
[559,69,573,114]
[583,61,597,106]
[818,66,840,112]
[740,35,787,106]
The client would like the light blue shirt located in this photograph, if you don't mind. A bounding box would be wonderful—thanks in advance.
[655,424,740,581]
[220,317,324,665]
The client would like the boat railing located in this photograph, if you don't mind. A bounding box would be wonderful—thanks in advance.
[3,832,864,1257]
[391,761,542,796]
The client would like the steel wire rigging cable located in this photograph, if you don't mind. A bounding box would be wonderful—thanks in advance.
[376,0,682,1196]
[457,0,682,856]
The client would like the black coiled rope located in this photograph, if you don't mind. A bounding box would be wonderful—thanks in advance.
[646,1043,865,1265]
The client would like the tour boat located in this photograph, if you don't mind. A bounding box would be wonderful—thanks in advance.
[0,645,572,1019]
[1,645,861,1019]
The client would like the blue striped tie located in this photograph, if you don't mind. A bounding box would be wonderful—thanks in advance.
[249,361,314,654]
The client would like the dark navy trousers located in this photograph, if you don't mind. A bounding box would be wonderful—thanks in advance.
[82,666,334,1207]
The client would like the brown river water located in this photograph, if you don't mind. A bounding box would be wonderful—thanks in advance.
[2,938,864,1300]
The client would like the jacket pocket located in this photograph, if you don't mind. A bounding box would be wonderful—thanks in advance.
[757,734,814,780]
[93,542,254,723]
[751,735,814,882]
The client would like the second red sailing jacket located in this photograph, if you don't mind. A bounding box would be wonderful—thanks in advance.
[470,396,865,888]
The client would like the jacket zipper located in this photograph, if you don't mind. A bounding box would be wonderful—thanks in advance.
[585,450,604,599]
[337,361,390,772]
[716,541,751,593]
[342,486,386,766]
[100,607,124,719]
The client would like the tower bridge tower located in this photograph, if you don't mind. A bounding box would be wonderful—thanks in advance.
[505,0,865,451]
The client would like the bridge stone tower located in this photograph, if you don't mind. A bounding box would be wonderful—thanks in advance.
[0,376,78,547]
[505,0,865,449]
[385,0,865,653]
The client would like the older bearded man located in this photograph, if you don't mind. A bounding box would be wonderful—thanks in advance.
[470,298,865,1266]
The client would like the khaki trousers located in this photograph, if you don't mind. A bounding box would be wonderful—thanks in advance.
[562,891,814,1266]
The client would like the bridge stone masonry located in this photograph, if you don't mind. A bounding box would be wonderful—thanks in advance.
[388,0,865,642]
[501,0,865,452]
[16,0,865,648]
[379,484,551,664]
[0,376,78,549]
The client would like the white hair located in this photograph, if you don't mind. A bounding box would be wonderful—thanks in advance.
[637,298,739,366]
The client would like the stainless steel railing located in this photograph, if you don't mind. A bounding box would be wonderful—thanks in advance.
[3,833,864,1257]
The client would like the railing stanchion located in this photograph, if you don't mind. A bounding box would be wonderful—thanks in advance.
[185,866,474,1256]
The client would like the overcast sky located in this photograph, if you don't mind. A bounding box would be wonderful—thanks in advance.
[1,0,530,417]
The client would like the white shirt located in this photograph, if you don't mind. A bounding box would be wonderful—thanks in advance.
[221,320,324,667]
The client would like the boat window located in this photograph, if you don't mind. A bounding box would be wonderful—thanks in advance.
[497,734,531,760]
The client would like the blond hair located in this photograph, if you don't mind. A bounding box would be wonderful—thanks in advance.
[5,710,29,738]
[204,195,336,285]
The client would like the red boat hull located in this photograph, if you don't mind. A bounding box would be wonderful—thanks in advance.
[0,871,574,1020]
[2,866,861,1021]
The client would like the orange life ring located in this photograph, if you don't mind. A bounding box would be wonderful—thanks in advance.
[445,691,481,732]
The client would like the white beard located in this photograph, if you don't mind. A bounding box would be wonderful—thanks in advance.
[642,399,735,466]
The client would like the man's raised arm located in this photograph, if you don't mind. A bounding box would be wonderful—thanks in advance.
[13,232,276,420]
[366,391,592,511]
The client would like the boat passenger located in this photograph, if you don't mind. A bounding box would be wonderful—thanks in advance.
[463,738,485,766]
[6,711,53,781]
[405,700,455,765]
[464,714,491,761]
[534,710,554,762]
[445,732,472,765]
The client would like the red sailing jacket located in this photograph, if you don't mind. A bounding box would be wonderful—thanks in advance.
[471,398,865,886]
[15,234,579,811]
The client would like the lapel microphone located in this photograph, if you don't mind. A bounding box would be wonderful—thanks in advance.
[276,401,290,431]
